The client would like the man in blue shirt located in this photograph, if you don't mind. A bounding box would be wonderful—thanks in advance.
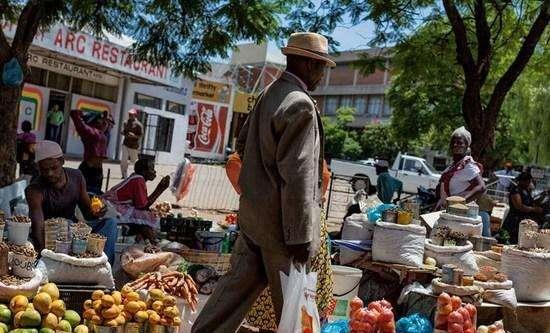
[376,159,403,204]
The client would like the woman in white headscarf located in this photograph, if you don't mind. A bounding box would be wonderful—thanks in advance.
[435,126,486,210]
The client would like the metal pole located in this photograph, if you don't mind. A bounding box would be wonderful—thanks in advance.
[105,168,111,192]
[325,172,335,220]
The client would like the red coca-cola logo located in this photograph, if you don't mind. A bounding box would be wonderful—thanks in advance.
[195,103,218,152]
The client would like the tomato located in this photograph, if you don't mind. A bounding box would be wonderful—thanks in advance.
[457,307,471,322]
[367,301,383,313]
[362,310,378,324]
[350,296,364,311]
[350,320,361,330]
[438,292,451,306]
[379,321,396,333]
[379,309,394,323]
[439,304,453,315]
[451,296,462,310]
[448,311,464,325]
[357,321,374,333]
[435,315,448,330]
[464,303,477,317]
[303,328,312,333]
[448,323,464,333]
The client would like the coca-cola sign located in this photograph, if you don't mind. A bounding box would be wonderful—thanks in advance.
[194,102,228,153]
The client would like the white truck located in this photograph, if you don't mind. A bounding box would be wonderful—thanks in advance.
[330,153,441,193]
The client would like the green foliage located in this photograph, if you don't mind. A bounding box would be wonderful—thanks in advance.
[322,107,362,160]
[1,0,293,78]
[385,11,549,167]
[322,107,403,162]
[359,125,400,161]
[130,0,289,77]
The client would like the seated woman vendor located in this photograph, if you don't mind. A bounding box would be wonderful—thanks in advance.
[103,158,170,243]
[501,172,544,244]
[25,141,118,264]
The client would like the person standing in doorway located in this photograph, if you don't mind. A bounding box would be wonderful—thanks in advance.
[46,104,64,143]
[191,32,335,333]
[120,108,143,179]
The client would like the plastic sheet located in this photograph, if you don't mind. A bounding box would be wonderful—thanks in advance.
[395,313,433,333]
[321,319,350,333]
[367,204,397,222]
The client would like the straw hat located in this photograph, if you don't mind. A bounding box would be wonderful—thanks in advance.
[282,32,336,67]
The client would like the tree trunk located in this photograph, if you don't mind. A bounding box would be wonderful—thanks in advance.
[0,85,22,188]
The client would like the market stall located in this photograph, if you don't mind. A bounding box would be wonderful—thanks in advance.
[0,182,243,333]
[330,196,550,333]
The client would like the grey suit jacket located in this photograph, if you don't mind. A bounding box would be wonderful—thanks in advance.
[236,72,324,254]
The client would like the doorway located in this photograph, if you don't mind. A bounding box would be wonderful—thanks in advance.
[45,91,67,146]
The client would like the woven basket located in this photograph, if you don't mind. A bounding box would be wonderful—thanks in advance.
[178,249,231,275]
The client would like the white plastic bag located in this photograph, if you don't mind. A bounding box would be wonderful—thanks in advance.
[341,213,374,264]
[435,212,483,237]
[278,264,320,333]
[39,249,115,288]
[501,247,550,302]
[424,239,479,275]
[372,221,426,267]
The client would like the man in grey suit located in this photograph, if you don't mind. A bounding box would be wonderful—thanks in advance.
[191,32,335,333]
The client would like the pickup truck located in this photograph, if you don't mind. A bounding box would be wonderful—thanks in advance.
[330,153,441,194]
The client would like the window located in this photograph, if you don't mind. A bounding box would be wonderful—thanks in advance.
[353,96,367,115]
[27,67,47,86]
[94,83,118,102]
[47,72,70,91]
[404,159,423,172]
[367,95,383,116]
[134,93,162,109]
[71,78,95,97]
[166,101,186,115]
[141,113,174,153]
[340,96,353,108]
[382,97,392,116]
[155,117,174,152]
[324,96,339,115]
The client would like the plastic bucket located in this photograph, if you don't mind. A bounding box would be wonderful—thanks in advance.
[195,231,225,253]
[330,265,363,321]
[7,220,31,245]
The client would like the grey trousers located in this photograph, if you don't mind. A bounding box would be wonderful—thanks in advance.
[191,234,292,333]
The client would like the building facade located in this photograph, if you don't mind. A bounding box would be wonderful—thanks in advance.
[3,22,193,165]
[312,48,392,128]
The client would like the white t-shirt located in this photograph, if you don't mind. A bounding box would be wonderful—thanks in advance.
[449,162,481,195]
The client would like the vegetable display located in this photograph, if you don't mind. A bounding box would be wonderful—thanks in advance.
[348,297,395,333]
[435,293,477,333]
[125,271,199,311]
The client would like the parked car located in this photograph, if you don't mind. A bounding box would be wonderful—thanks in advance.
[330,153,441,193]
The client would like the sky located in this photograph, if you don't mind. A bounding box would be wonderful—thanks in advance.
[328,20,377,51]
[226,19,378,64]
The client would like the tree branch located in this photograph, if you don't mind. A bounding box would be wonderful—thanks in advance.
[442,0,476,76]
[0,29,11,62]
[12,0,43,58]
[474,0,491,83]
[487,2,549,122]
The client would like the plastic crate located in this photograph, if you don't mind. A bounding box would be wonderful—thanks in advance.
[57,284,113,312]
